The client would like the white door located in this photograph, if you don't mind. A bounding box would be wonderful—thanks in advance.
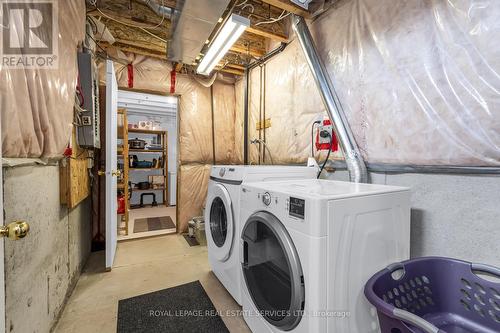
[105,60,118,270]
[0,117,5,332]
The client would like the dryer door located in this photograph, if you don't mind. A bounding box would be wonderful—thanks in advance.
[206,183,234,262]
[241,211,305,331]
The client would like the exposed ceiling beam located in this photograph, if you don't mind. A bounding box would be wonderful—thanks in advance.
[216,67,244,76]
[246,26,287,42]
[87,5,171,32]
[100,42,167,61]
[230,44,265,57]
[226,63,245,70]
[260,0,312,18]
[113,38,166,53]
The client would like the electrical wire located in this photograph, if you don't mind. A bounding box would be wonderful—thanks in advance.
[94,7,167,43]
[146,0,166,29]
[311,120,321,156]
[255,10,291,26]
[235,0,248,7]
[317,133,332,179]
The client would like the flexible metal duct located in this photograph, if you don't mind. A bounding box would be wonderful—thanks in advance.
[292,15,368,183]
[136,0,173,19]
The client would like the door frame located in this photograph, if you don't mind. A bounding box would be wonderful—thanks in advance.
[105,60,118,270]
[0,113,5,332]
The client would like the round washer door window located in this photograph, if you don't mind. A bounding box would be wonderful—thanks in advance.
[241,211,304,330]
[205,183,234,262]
[210,197,227,247]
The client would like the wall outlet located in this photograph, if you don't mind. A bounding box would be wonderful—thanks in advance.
[81,116,92,126]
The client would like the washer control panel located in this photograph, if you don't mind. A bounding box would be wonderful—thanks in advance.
[289,197,305,219]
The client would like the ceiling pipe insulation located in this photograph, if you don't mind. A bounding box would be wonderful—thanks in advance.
[292,15,368,183]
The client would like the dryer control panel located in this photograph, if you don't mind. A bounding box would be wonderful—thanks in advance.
[289,197,305,219]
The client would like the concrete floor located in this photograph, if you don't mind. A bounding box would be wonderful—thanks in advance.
[54,234,251,333]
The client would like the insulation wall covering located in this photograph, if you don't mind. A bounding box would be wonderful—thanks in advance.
[246,44,338,165]
[101,53,240,231]
[213,81,239,164]
[250,0,500,166]
[1,0,86,158]
[177,164,212,233]
[234,79,245,164]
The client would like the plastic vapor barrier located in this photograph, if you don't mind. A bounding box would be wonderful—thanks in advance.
[1,0,86,158]
[177,75,214,164]
[248,43,341,165]
[234,79,245,164]
[309,0,500,166]
[249,0,500,166]
[213,81,238,164]
[177,164,211,232]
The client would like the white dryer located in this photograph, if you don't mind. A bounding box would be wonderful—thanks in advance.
[239,179,411,333]
[205,166,317,306]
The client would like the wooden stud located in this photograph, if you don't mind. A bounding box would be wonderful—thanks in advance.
[60,127,90,208]
[246,26,288,42]
[226,63,245,70]
[230,44,265,57]
[174,62,183,72]
[216,67,244,76]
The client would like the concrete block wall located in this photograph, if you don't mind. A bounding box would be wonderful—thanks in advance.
[2,165,91,333]
[327,171,500,268]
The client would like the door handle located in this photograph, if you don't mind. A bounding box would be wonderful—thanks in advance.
[0,221,30,240]
[98,170,121,177]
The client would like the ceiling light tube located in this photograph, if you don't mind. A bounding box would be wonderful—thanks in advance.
[197,14,250,76]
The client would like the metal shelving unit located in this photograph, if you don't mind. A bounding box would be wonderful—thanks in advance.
[127,129,169,207]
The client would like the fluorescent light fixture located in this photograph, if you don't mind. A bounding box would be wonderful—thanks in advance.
[197,14,250,76]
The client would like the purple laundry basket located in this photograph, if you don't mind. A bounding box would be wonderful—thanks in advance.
[364,257,500,333]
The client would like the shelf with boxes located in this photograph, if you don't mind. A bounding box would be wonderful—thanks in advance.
[126,125,168,211]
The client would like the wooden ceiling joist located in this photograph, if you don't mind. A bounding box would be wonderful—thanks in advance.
[230,44,265,57]
[113,38,165,54]
[246,26,287,42]
[216,67,245,76]
[100,42,166,61]
[226,63,245,70]
[260,0,312,18]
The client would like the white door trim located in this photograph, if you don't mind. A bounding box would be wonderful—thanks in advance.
[0,110,6,333]
[105,60,118,270]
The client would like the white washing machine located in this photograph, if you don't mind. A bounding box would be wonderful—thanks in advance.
[205,166,317,306]
[240,179,411,333]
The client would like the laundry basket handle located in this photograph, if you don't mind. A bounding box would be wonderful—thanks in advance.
[393,309,443,333]
[471,263,500,283]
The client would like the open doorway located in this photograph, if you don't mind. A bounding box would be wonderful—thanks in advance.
[116,90,178,240]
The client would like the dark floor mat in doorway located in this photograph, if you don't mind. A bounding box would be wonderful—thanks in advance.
[134,216,175,233]
[183,234,200,246]
[117,281,229,333]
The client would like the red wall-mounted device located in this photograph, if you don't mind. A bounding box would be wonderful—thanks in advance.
[315,119,339,152]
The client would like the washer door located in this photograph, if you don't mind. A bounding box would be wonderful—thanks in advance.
[206,183,234,262]
[241,211,305,331]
